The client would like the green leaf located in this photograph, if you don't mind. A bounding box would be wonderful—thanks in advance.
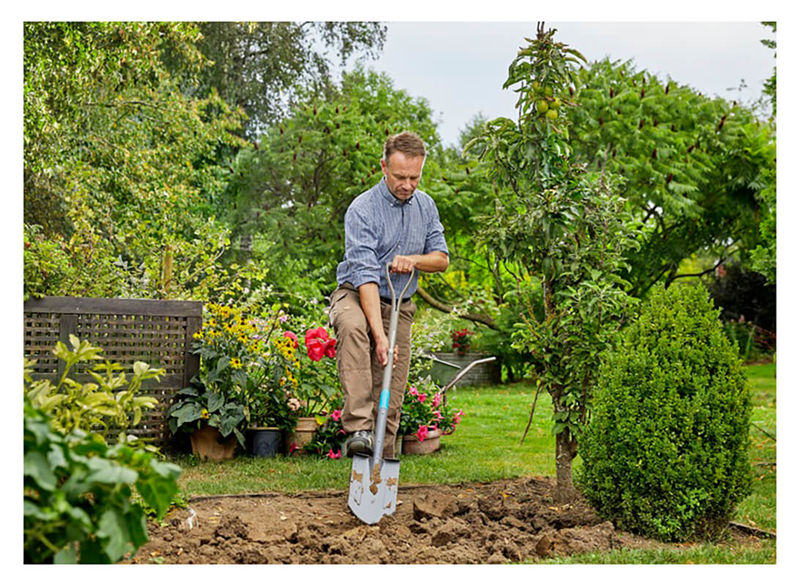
[85,457,138,485]
[207,391,224,412]
[170,402,203,427]
[97,509,131,562]
[24,451,57,491]
[53,544,78,564]
[135,460,181,519]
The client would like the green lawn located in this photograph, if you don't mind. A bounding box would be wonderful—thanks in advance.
[169,362,776,563]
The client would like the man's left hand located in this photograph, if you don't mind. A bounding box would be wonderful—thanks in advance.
[390,255,417,274]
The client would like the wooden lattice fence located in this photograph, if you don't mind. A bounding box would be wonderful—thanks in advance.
[23,296,203,447]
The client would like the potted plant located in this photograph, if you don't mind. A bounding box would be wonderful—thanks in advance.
[166,302,272,459]
[282,326,339,452]
[241,333,301,457]
[451,328,474,355]
[399,376,464,455]
[166,384,246,461]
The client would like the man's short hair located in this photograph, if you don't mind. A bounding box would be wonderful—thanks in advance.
[383,131,426,161]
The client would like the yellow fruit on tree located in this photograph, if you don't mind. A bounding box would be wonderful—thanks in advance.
[546,109,558,120]
[536,100,549,114]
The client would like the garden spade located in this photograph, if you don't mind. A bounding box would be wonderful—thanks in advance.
[348,264,415,525]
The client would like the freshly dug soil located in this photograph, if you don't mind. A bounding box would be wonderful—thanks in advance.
[128,476,669,564]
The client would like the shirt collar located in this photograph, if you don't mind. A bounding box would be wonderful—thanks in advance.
[378,177,415,207]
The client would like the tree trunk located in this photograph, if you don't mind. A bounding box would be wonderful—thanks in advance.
[555,428,578,503]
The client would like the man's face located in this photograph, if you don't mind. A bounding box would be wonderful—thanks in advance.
[381,152,425,200]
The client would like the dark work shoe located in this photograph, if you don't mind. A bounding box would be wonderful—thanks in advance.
[344,430,373,457]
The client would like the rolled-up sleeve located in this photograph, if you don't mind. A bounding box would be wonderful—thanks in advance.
[423,201,449,256]
[343,204,382,288]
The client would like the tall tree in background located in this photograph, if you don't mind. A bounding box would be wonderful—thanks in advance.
[220,67,441,303]
[194,22,386,138]
[563,58,774,296]
[750,21,776,284]
[24,22,246,300]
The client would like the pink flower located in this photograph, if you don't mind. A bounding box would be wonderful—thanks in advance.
[415,425,429,443]
[433,410,443,421]
[331,409,342,422]
[327,449,342,459]
[283,331,299,348]
[453,409,463,425]
[279,313,289,323]
[432,392,442,408]
[417,392,427,404]
[408,386,418,397]
[288,442,299,454]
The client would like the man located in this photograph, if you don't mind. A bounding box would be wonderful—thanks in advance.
[329,131,449,458]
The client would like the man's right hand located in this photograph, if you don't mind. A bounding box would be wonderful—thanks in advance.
[374,331,399,367]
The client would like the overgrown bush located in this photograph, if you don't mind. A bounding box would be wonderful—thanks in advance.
[578,284,752,541]
[24,336,164,446]
[24,399,181,563]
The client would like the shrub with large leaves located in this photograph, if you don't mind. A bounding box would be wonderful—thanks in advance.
[24,399,181,563]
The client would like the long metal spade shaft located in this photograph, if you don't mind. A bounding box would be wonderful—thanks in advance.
[371,264,415,479]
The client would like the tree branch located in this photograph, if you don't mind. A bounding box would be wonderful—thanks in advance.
[416,285,498,329]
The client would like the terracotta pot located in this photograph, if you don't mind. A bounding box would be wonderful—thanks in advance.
[286,417,319,453]
[190,425,237,461]
[246,427,283,457]
[402,427,441,455]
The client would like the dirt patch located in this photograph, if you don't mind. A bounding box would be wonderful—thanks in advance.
[127,476,679,564]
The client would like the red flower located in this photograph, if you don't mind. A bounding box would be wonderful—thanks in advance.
[327,449,342,459]
[305,326,337,361]
[415,425,429,443]
[283,331,299,348]
[288,442,299,454]
[331,409,342,422]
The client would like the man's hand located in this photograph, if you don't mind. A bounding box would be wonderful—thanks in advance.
[391,252,448,274]
[390,255,417,274]
[374,330,399,367]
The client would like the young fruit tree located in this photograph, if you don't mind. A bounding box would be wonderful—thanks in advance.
[466,23,639,501]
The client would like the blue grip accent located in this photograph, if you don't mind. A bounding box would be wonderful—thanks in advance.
[378,389,391,410]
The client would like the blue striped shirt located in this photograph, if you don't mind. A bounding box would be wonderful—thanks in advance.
[336,178,449,299]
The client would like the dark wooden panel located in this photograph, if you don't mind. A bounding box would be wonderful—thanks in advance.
[23,297,204,448]
[24,296,203,318]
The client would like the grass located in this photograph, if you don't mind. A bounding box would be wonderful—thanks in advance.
[172,382,556,494]
[168,362,776,564]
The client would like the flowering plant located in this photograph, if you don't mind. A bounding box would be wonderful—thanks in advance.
[451,328,474,354]
[244,334,300,430]
[282,325,339,417]
[167,302,299,444]
[399,376,464,442]
[302,394,346,459]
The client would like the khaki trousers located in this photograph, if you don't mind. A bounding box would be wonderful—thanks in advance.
[328,285,415,458]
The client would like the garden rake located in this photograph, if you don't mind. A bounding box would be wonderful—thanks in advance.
[348,264,415,524]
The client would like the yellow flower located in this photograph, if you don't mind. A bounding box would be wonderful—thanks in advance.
[230,357,242,369]
[193,331,204,340]
[201,408,210,419]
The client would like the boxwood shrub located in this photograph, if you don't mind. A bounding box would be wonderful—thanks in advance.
[578,284,752,541]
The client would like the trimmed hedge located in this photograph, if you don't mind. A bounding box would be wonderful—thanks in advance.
[578,284,752,541]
